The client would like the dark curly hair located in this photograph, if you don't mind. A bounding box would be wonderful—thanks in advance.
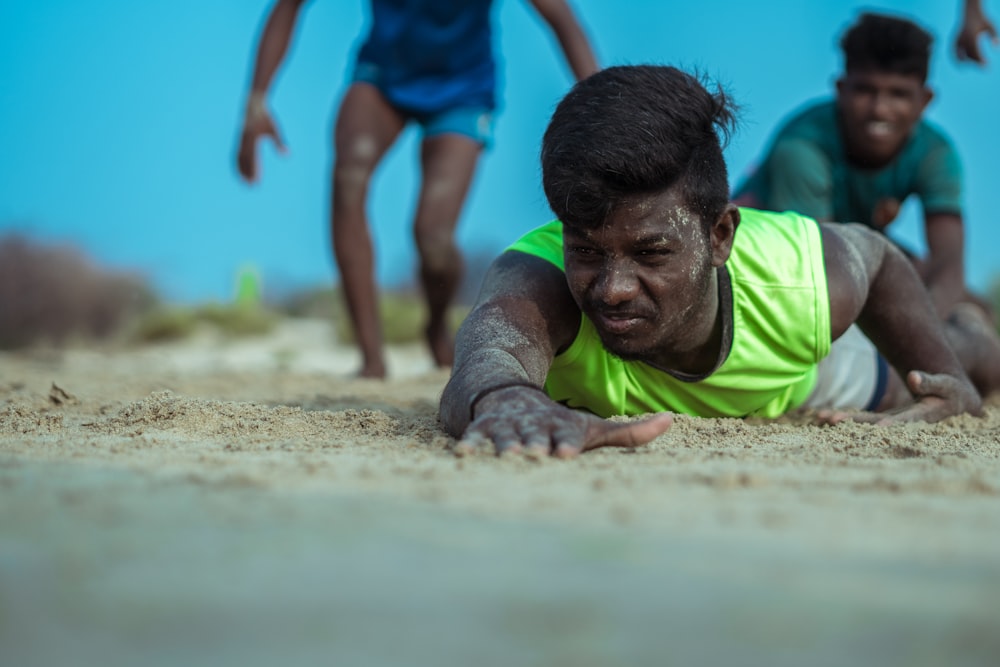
[840,12,933,82]
[540,65,738,233]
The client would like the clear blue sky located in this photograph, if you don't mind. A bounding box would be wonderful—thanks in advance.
[1,0,997,303]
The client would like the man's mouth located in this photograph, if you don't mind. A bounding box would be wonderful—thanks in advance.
[864,120,894,138]
[593,311,645,335]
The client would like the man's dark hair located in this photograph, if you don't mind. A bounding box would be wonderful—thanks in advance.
[840,12,933,82]
[541,65,738,232]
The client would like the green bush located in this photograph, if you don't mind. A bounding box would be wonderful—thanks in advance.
[129,303,278,343]
[130,307,199,343]
[194,303,278,337]
[272,285,468,344]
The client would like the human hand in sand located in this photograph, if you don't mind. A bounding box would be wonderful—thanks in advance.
[817,370,982,425]
[454,385,673,459]
[237,94,287,183]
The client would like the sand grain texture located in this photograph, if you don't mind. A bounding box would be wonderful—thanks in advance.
[2,318,999,667]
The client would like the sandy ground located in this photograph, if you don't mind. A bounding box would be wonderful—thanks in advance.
[2,317,999,667]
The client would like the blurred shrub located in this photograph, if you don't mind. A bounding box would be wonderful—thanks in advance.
[129,303,278,343]
[129,307,199,343]
[274,285,338,320]
[0,234,157,349]
[194,302,278,337]
[272,285,468,344]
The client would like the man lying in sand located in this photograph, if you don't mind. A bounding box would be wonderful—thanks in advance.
[438,65,1000,458]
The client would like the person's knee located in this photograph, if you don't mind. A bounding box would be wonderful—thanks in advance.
[333,135,383,190]
[414,226,459,274]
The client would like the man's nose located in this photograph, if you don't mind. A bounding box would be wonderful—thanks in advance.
[871,91,892,117]
[596,262,640,305]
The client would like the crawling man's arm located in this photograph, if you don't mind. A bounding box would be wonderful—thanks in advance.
[439,250,673,458]
[821,222,981,423]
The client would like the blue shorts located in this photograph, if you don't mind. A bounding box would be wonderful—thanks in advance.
[352,62,495,147]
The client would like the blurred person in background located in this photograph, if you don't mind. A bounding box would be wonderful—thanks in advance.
[235,0,599,378]
[733,12,991,321]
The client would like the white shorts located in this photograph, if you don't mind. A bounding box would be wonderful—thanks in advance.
[802,324,889,411]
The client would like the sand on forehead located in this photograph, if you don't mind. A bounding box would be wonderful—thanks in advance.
[2,317,999,667]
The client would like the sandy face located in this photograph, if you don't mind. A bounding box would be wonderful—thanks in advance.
[2,318,999,665]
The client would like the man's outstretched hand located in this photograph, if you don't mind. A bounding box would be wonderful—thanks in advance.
[454,385,673,459]
[956,8,999,65]
[237,98,287,183]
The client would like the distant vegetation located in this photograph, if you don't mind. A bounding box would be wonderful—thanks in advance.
[0,234,156,349]
[0,233,480,350]
[130,302,280,343]
[274,285,469,344]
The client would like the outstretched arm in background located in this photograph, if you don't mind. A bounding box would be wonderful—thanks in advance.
[920,211,967,318]
[821,222,983,423]
[438,250,673,458]
[236,0,311,182]
[525,0,600,80]
[956,0,998,64]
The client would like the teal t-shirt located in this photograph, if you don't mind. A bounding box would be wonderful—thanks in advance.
[507,208,831,419]
[732,100,963,226]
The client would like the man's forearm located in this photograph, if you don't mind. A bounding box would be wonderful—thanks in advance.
[858,239,967,381]
[530,0,599,80]
[924,262,966,318]
[922,213,966,317]
[246,0,307,100]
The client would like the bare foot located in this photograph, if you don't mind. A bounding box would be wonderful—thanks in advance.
[357,360,387,379]
[426,322,454,368]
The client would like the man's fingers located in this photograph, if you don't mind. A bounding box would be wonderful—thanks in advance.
[237,150,257,182]
[815,408,880,425]
[582,413,673,452]
[905,370,958,399]
[267,125,288,153]
[453,431,490,457]
[907,370,983,418]
[457,412,672,460]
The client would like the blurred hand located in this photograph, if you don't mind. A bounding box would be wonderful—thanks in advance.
[455,385,673,459]
[237,96,287,183]
[870,198,901,231]
[815,370,982,426]
[956,9,999,65]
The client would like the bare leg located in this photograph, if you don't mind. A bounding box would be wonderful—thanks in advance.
[875,304,1000,410]
[413,133,482,368]
[331,84,406,378]
[944,303,1000,398]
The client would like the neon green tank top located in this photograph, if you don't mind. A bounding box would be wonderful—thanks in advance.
[507,208,831,418]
